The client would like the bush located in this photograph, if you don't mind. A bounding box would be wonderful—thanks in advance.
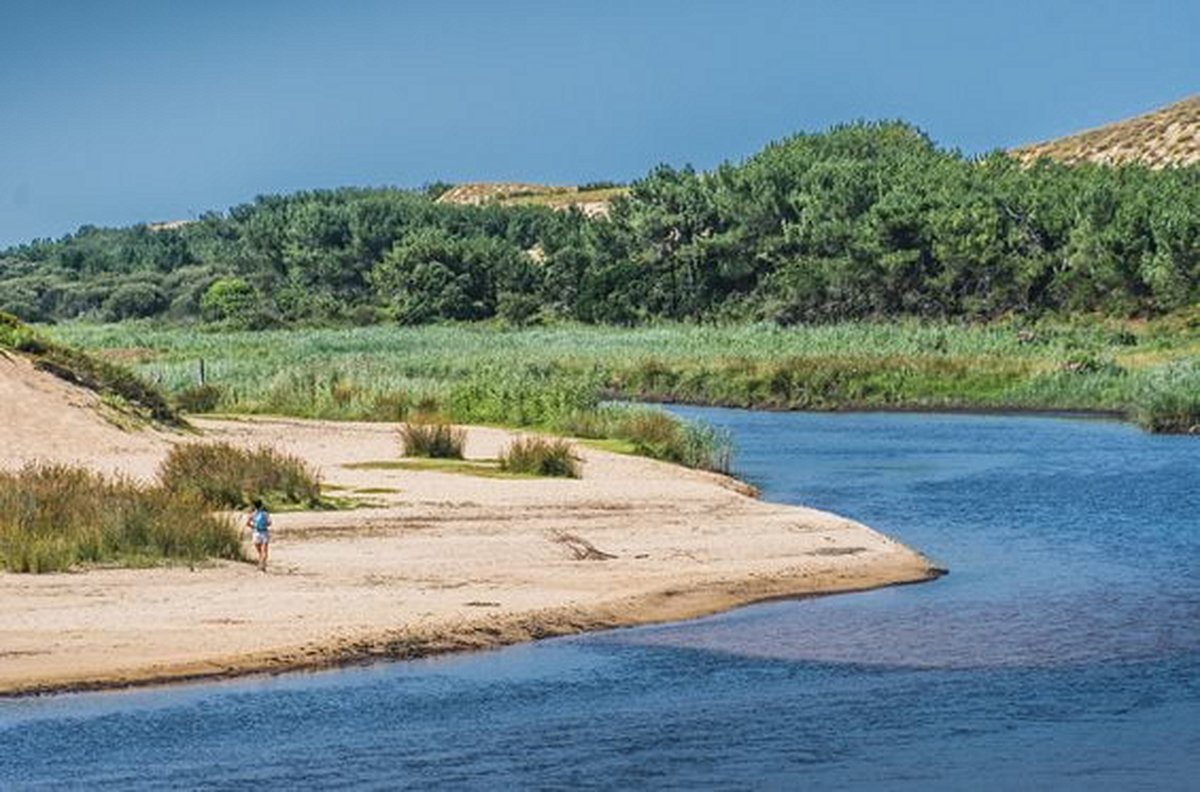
[400,421,466,459]
[0,463,244,573]
[102,282,168,321]
[499,436,581,478]
[200,277,261,325]
[174,383,224,413]
[159,443,322,508]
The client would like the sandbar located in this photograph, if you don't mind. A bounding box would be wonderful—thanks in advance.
[0,412,940,696]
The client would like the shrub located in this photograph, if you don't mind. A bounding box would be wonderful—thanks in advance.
[0,463,244,573]
[200,277,259,324]
[500,436,581,478]
[102,282,168,321]
[159,443,322,509]
[174,383,224,413]
[400,421,466,459]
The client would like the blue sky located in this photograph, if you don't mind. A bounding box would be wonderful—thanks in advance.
[1,0,1196,248]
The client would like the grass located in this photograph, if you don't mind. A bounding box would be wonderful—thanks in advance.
[174,383,223,413]
[0,463,244,573]
[499,437,581,478]
[344,458,543,479]
[158,443,323,509]
[45,314,1200,438]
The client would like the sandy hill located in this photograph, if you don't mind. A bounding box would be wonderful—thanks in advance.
[1012,95,1200,168]
[0,351,171,478]
[437,181,626,218]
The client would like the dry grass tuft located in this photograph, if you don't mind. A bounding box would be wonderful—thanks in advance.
[500,437,581,478]
[400,421,466,459]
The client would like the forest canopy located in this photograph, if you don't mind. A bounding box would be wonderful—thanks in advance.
[4,121,1199,326]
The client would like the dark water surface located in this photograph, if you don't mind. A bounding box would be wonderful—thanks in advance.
[3,410,1199,790]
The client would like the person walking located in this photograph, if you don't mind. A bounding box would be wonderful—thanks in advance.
[247,498,272,572]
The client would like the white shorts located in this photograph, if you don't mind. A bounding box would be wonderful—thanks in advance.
[252,531,270,545]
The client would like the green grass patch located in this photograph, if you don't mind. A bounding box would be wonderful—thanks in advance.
[0,463,244,573]
[558,406,732,473]
[577,438,639,455]
[344,458,542,479]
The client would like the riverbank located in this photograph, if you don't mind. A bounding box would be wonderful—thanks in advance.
[0,416,939,697]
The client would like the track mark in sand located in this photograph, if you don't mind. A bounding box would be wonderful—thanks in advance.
[807,546,868,556]
[550,530,617,561]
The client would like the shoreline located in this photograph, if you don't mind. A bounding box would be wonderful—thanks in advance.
[623,393,1129,422]
[0,414,941,699]
[2,568,943,699]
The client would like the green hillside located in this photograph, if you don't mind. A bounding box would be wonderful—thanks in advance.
[3,120,1200,327]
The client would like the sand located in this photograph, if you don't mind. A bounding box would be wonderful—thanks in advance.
[0,360,941,696]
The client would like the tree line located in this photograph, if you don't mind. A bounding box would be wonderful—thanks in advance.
[4,121,1199,327]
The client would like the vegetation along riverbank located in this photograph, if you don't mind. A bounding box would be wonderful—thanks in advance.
[48,314,1200,435]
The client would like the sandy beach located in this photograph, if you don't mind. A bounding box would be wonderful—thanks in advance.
[0,360,940,696]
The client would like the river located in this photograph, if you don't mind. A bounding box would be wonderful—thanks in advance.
[2,410,1198,789]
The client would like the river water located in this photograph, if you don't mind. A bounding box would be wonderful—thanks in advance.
[3,410,1199,790]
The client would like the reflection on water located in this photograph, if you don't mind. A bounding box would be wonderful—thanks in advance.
[3,410,1199,790]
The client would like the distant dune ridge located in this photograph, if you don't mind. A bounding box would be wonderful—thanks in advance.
[437,181,624,217]
[1012,95,1200,168]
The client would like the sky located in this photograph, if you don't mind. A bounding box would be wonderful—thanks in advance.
[1,0,1197,248]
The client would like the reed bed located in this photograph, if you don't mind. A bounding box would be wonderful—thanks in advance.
[47,317,1200,435]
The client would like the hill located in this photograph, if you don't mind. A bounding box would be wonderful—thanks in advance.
[3,120,1200,327]
[1013,95,1200,168]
